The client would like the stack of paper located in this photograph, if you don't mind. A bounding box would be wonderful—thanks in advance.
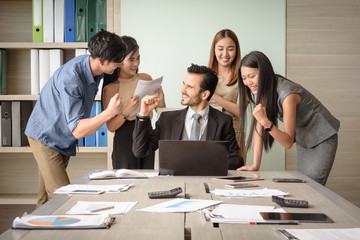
[54,184,133,194]
[66,201,137,215]
[204,204,285,224]
[137,199,222,213]
[12,213,114,229]
[276,228,360,240]
[211,188,288,198]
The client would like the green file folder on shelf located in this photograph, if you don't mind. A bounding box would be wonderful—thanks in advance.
[97,0,107,32]
[87,0,107,41]
[76,0,87,42]
[32,0,43,42]
[0,49,7,95]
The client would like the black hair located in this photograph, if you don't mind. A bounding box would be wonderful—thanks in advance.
[88,30,127,63]
[238,51,278,151]
[187,64,218,101]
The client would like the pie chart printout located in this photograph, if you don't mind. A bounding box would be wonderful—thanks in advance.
[27,217,81,226]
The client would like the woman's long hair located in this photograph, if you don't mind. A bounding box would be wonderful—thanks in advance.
[238,51,278,151]
[101,36,139,109]
[208,29,241,86]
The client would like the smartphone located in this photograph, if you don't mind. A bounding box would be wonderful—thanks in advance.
[69,190,105,194]
[260,212,333,223]
[213,176,263,182]
[225,183,259,188]
[273,178,306,183]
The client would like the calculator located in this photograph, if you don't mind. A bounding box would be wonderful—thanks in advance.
[148,187,183,199]
[272,195,309,208]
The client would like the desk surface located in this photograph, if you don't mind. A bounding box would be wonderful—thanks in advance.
[1,171,360,240]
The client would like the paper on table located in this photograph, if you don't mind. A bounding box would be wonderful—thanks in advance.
[211,188,288,198]
[66,201,137,215]
[89,169,149,180]
[130,76,163,116]
[137,198,222,213]
[12,213,114,229]
[204,204,285,224]
[54,184,133,194]
[276,228,360,240]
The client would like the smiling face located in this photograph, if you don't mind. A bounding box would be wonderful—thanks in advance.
[240,66,259,95]
[118,49,140,78]
[180,73,204,107]
[214,37,236,68]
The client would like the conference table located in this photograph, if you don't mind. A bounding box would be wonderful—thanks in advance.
[1,170,360,240]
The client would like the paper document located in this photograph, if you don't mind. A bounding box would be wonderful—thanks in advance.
[54,184,133,194]
[89,169,150,180]
[137,198,222,213]
[211,188,288,198]
[12,213,114,229]
[204,204,285,224]
[131,76,163,115]
[276,228,360,240]
[66,201,137,215]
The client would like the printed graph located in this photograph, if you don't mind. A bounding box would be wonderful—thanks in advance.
[28,216,81,226]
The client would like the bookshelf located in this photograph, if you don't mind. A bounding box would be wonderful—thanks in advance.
[0,0,115,203]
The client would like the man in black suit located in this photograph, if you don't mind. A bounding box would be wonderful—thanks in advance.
[132,64,243,169]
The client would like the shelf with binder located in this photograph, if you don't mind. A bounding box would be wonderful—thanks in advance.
[0,42,88,49]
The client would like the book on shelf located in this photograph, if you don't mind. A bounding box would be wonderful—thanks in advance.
[54,0,65,42]
[32,0,43,42]
[43,0,54,43]
[89,169,148,180]
[0,49,7,95]
[75,0,87,42]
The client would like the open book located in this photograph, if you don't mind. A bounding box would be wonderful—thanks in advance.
[89,169,148,180]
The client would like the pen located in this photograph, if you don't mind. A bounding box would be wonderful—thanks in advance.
[90,205,115,213]
[253,173,259,179]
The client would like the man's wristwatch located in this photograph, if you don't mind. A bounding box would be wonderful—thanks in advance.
[136,114,150,120]
[265,122,274,132]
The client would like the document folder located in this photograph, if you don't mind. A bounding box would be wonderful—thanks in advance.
[1,101,12,146]
[64,0,76,42]
[87,0,97,41]
[0,49,7,95]
[20,101,33,146]
[96,101,107,147]
[75,0,87,42]
[84,102,96,146]
[43,0,54,42]
[54,0,65,42]
[32,0,43,42]
[97,0,107,32]
[11,101,21,147]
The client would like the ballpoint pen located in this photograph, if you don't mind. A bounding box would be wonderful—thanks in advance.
[90,206,115,213]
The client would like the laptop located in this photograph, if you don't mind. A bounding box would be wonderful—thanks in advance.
[158,140,229,176]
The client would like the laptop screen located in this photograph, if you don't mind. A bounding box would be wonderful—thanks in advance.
[158,140,229,176]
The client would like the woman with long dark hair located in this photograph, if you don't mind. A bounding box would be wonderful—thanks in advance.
[237,51,339,185]
[102,36,166,169]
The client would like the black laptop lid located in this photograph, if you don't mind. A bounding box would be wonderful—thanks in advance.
[158,140,229,176]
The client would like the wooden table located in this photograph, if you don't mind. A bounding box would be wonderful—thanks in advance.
[1,171,360,240]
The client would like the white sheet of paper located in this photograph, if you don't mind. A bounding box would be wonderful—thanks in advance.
[54,184,133,194]
[137,198,222,213]
[277,228,360,240]
[211,204,285,222]
[66,201,137,215]
[130,76,163,115]
[211,188,288,198]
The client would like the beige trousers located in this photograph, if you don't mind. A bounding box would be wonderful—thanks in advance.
[28,137,70,208]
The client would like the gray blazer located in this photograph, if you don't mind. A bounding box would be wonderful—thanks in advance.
[132,106,243,169]
[277,76,340,148]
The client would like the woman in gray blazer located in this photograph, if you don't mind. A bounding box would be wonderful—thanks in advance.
[237,51,339,185]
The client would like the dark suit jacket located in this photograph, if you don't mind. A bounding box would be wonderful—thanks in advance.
[132,106,243,169]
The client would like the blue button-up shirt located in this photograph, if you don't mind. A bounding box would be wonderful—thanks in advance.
[25,55,102,156]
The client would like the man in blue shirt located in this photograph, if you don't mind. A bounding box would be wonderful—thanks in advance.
[25,31,127,207]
